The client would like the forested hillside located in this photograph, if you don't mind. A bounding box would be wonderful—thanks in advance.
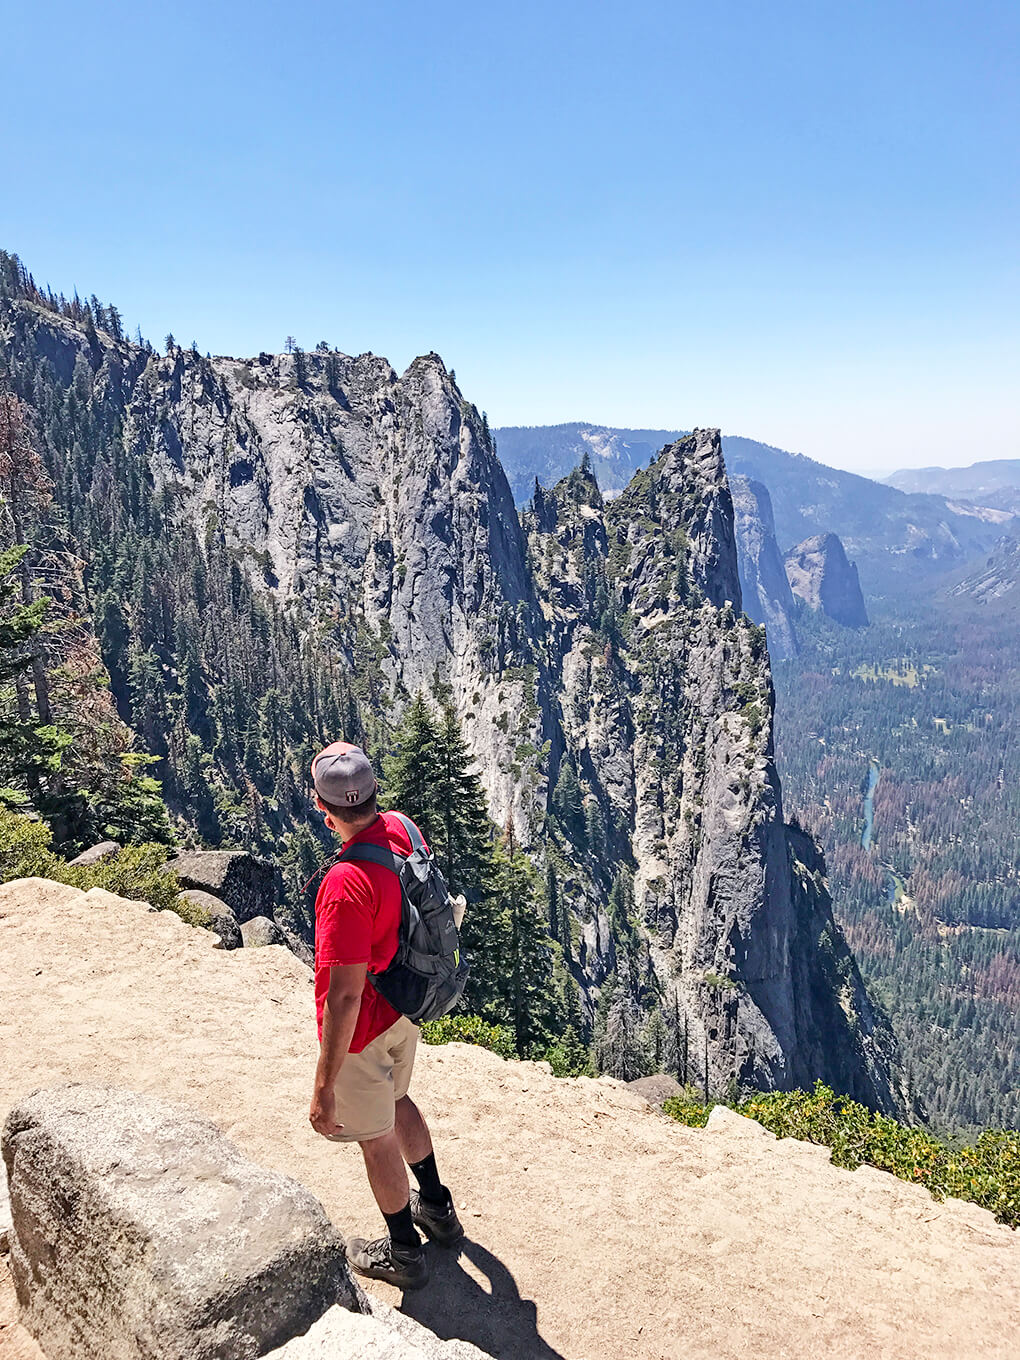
[772,600,1020,1131]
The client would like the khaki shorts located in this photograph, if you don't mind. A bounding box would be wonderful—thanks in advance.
[331,1015,418,1143]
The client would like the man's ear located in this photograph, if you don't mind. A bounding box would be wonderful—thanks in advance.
[315,795,337,831]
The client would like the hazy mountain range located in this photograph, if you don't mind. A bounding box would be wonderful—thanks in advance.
[885,460,1020,516]
[495,426,1017,597]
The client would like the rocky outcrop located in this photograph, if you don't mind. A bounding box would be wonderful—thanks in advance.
[1,1084,362,1360]
[949,535,1020,607]
[1,882,1015,1360]
[731,477,799,660]
[169,850,278,923]
[526,432,897,1106]
[128,346,546,847]
[784,532,869,627]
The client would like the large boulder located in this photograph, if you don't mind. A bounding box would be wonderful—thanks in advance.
[66,840,121,867]
[241,915,288,949]
[2,1085,362,1360]
[169,850,278,923]
[0,1159,10,1251]
[176,890,243,949]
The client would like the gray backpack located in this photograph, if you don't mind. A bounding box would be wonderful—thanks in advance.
[339,812,469,1024]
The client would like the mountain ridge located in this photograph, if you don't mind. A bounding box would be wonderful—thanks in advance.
[495,424,1016,594]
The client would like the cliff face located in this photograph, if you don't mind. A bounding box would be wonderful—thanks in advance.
[1,288,899,1109]
[949,535,1020,609]
[730,476,799,660]
[126,340,549,844]
[526,434,898,1105]
[784,532,869,628]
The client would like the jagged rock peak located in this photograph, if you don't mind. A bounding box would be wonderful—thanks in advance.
[784,532,869,627]
[611,428,742,611]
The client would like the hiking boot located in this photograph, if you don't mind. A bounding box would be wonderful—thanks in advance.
[410,1189,465,1246]
[346,1234,429,1290]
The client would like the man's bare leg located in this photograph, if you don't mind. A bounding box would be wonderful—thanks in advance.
[359,1131,413,1215]
[394,1096,461,1243]
[394,1094,433,1165]
[348,1131,428,1287]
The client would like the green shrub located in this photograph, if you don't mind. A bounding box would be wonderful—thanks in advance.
[537,1037,594,1078]
[662,1094,712,1128]
[420,1013,518,1059]
[422,1013,596,1077]
[0,807,179,913]
[664,1081,1020,1228]
[0,808,58,879]
[169,894,214,927]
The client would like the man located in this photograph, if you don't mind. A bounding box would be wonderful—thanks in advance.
[307,740,463,1289]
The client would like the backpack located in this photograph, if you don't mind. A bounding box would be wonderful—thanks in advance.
[338,811,469,1025]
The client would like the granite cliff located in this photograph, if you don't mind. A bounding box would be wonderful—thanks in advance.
[0,268,899,1108]
[784,532,870,628]
[730,476,799,660]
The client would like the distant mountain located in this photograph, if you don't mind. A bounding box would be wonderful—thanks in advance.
[948,535,1020,610]
[496,427,1015,596]
[494,423,681,504]
[720,438,1014,593]
[884,460,1020,516]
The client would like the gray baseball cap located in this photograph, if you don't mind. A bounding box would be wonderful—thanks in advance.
[311,741,378,808]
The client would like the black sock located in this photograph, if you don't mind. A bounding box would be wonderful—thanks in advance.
[383,1203,421,1249]
[409,1152,448,1207]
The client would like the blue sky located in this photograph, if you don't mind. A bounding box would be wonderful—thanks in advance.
[3,0,1016,473]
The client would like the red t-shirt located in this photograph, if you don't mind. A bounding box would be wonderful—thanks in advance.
[313,810,421,1053]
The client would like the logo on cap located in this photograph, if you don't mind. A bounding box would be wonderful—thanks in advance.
[345,790,359,804]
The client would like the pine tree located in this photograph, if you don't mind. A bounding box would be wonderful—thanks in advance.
[496,818,559,1054]
[381,693,442,838]
[594,978,648,1080]
[551,756,584,838]
[0,545,66,808]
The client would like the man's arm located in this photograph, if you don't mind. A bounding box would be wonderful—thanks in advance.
[309,962,367,1138]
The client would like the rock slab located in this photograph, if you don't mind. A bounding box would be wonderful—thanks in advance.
[176,889,243,949]
[2,1084,362,1360]
[267,1302,492,1359]
[66,840,121,867]
[169,850,278,923]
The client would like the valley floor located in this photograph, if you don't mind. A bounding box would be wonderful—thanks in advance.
[2,880,1018,1360]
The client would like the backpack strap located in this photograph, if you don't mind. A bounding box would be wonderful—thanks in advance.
[389,810,427,855]
[338,842,403,874]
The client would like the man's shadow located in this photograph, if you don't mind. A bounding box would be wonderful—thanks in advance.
[398,1235,567,1360]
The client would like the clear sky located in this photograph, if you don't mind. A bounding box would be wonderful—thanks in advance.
[3,1,1016,474]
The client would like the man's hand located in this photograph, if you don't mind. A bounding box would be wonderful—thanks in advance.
[309,1084,345,1140]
